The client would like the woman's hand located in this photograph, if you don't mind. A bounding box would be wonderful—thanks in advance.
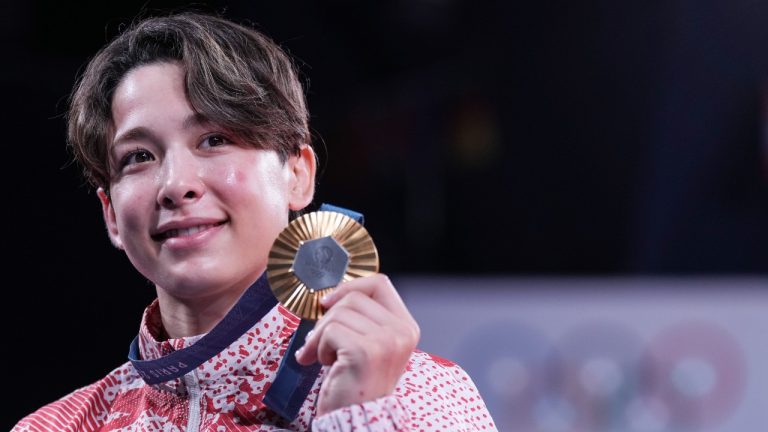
[295,273,420,415]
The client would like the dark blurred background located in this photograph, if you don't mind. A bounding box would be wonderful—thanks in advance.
[4,0,768,429]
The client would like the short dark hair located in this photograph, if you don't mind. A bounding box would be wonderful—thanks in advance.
[68,11,310,190]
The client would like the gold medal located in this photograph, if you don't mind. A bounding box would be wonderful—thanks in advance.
[267,210,379,320]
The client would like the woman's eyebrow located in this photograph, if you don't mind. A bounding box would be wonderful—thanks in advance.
[113,113,210,147]
[182,112,211,129]
[112,126,154,147]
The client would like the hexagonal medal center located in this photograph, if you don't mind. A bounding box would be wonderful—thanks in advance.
[293,236,350,291]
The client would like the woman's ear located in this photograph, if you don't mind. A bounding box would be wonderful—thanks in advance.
[97,188,124,250]
[287,145,317,211]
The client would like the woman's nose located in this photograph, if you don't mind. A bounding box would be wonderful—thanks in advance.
[156,151,204,208]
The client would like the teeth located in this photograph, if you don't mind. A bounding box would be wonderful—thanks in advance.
[163,223,217,239]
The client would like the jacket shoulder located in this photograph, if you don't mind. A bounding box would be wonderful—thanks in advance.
[12,362,136,432]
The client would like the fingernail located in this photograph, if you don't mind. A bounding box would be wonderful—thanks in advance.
[305,330,314,341]
[321,291,335,306]
[295,346,303,359]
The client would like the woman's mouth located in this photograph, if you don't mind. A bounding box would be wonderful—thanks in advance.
[152,221,226,241]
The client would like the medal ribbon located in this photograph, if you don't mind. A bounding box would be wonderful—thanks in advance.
[127,273,276,384]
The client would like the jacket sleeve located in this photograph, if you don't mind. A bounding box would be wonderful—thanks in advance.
[11,378,117,432]
[311,350,497,431]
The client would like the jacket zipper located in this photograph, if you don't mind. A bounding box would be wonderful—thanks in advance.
[184,371,203,432]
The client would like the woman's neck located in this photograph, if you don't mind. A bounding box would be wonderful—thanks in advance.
[155,282,249,339]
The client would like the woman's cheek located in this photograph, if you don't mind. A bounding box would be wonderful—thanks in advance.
[224,167,245,187]
[112,181,153,233]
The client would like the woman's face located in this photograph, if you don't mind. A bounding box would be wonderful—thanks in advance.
[100,62,314,300]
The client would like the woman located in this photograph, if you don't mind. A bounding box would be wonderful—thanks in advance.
[14,11,494,431]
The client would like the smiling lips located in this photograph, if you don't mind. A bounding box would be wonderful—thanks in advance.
[153,221,226,241]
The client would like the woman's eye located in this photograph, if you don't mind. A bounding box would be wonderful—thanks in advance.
[120,149,154,168]
[201,134,232,148]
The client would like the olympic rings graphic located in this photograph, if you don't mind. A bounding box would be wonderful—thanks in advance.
[455,319,746,432]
